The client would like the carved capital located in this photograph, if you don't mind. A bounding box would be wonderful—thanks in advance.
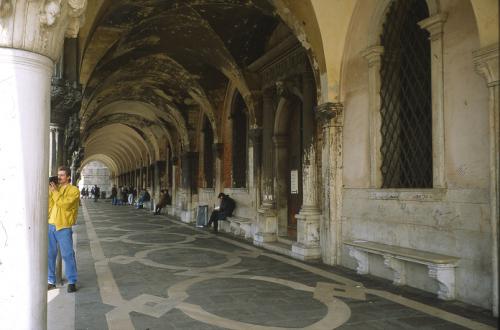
[361,45,384,67]
[51,78,82,125]
[248,126,263,145]
[0,0,87,60]
[315,102,344,127]
[473,43,499,87]
[418,13,448,41]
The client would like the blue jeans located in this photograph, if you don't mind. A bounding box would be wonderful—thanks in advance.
[48,224,77,284]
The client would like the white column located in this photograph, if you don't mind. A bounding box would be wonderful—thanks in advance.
[317,102,344,265]
[0,48,53,330]
[49,124,64,176]
[473,43,499,317]
[419,13,448,188]
[361,45,384,188]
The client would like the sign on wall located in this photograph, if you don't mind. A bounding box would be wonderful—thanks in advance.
[290,170,299,194]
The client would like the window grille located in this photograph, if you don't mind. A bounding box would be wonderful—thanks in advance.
[379,0,432,188]
[232,93,248,188]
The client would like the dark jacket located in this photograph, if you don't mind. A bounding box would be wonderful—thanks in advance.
[218,196,235,219]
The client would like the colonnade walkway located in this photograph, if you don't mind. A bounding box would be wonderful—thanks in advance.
[47,201,497,330]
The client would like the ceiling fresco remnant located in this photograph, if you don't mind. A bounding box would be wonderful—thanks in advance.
[79,0,301,173]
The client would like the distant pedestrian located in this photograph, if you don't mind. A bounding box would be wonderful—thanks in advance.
[205,193,235,233]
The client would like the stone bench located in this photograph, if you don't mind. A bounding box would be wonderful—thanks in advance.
[344,240,459,300]
[219,216,253,239]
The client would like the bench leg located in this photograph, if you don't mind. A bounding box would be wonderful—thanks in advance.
[348,247,369,275]
[383,256,406,286]
[428,264,456,300]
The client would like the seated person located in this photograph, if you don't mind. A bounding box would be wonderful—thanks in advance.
[205,193,235,233]
[154,189,171,215]
[136,189,151,209]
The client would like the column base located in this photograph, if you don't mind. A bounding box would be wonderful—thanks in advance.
[293,209,321,260]
[292,242,321,260]
[253,205,277,244]
[254,232,277,245]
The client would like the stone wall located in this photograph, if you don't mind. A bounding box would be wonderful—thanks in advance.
[340,0,492,308]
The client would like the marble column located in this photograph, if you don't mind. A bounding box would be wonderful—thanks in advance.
[180,152,198,223]
[292,73,321,260]
[316,102,344,265]
[254,90,278,244]
[473,43,499,317]
[273,135,289,237]
[49,124,65,175]
[0,48,53,329]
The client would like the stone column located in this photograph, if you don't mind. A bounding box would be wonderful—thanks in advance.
[419,13,448,188]
[180,152,198,222]
[473,43,499,317]
[249,127,262,211]
[292,73,321,260]
[254,90,278,244]
[273,135,289,237]
[0,2,86,327]
[49,124,65,175]
[361,45,384,187]
[316,102,344,265]
[171,156,179,215]
[0,50,53,329]
[213,143,224,196]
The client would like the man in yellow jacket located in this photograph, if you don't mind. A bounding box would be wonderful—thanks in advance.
[48,166,80,292]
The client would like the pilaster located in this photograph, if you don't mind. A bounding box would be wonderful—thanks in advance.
[473,43,499,317]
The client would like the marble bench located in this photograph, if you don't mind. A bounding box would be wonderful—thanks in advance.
[344,240,459,300]
[220,216,253,239]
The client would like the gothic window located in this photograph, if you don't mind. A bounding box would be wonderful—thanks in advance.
[203,116,214,188]
[379,0,432,188]
[232,93,248,188]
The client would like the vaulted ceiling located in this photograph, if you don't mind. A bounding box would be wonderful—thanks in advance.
[80,0,287,173]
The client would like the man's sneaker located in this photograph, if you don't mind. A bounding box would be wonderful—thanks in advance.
[48,283,56,290]
[67,283,77,293]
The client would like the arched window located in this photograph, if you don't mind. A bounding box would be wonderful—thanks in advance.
[203,116,214,188]
[232,93,248,188]
[380,0,432,188]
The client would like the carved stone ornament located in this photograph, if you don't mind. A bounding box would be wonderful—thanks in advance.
[315,102,344,126]
[51,78,83,124]
[0,0,87,60]
[248,126,263,145]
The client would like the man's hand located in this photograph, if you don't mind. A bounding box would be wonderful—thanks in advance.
[49,182,58,192]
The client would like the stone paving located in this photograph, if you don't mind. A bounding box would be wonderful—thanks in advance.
[48,200,498,330]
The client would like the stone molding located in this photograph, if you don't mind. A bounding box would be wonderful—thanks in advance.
[383,255,406,286]
[418,13,448,40]
[473,43,500,86]
[0,0,87,61]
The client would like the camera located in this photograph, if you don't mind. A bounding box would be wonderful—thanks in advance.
[49,176,58,184]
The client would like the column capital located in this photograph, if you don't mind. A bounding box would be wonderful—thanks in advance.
[361,45,384,66]
[473,43,499,87]
[315,102,344,127]
[248,126,263,145]
[0,0,87,61]
[418,13,448,40]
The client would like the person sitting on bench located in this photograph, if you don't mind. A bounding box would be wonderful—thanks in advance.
[205,193,235,233]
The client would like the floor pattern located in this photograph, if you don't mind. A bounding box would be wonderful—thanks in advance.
[49,201,497,330]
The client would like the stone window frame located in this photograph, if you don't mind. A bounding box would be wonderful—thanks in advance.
[362,0,447,191]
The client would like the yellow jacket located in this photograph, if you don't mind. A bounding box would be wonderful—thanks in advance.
[48,184,80,231]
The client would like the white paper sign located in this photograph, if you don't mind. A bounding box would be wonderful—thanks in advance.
[290,170,299,194]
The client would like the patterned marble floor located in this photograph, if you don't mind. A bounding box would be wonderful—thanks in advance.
[47,200,498,330]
